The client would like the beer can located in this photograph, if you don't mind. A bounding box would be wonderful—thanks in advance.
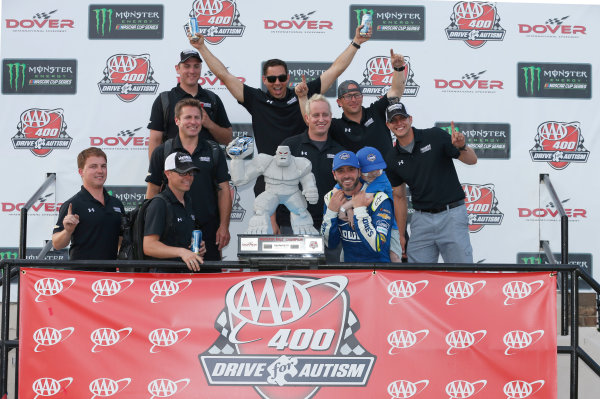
[360,13,372,36]
[192,230,202,253]
[188,17,200,37]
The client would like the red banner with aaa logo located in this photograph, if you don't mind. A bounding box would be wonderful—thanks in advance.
[19,269,556,399]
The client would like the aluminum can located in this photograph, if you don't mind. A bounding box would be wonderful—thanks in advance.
[360,13,372,36]
[189,17,200,36]
[192,230,202,254]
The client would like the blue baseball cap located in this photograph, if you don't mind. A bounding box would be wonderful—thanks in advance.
[332,150,360,171]
[357,146,387,173]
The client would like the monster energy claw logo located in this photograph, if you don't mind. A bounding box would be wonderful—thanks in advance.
[354,8,373,24]
[522,66,541,94]
[93,8,113,36]
[6,63,26,91]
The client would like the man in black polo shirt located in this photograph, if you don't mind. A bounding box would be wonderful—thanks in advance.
[146,98,231,261]
[52,147,125,269]
[147,50,232,159]
[384,103,478,263]
[329,49,406,156]
[144,152,206,272]
[188,27,370,158]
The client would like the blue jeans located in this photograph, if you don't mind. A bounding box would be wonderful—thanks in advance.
[408,204,473,263]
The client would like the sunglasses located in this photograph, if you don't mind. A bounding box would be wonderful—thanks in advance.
[175,171,194,177]
[265,74,288,83]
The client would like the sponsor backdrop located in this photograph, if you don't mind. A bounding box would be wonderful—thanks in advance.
[20,268,556,398]
[0,0,598,277]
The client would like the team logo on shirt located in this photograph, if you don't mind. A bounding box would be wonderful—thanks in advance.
[188,0,245,45]
[359,55,419,97]
[11,108,72,157]
[529,121,589,170]
[462,183,503,233]
[445,2,506,49]
[200,275,375,398]
[97,54,159,102]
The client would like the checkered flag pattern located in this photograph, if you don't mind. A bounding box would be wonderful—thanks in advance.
[204,309,236,355]
[462,71,486,80]
[33,10,57,19]
[338,310,370,356]
[291,11,316,21]
[117,128,141,137]
[545,16,569,25]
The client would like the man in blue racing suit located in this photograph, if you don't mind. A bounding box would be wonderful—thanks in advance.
[321,150,393,262]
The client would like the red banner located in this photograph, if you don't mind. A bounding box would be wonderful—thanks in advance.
[19,268,556,399]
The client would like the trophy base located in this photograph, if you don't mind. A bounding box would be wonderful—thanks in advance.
[237,234,325,265]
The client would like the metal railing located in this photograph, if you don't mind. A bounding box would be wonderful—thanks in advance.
[1,259,600,399]
[18,173,56,260]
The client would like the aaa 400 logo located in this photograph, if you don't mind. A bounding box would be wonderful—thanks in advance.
[11,108,72,157]
[97,54,159,102]
[462,183,503,233]
[200,275,375,399]
[188,0,245,45]
[529,121,589,170]
[445,2,506,48]
[359,55,419,97]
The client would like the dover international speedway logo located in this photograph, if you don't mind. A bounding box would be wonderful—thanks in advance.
[98,54,159,102]
[11,108,72,157]
[445,2,506,48]
[200,275,375,399]
[188,0,245,45]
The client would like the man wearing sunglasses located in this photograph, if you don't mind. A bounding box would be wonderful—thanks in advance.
[329,49,406,157]
[146,98,232,261]
[188,27,371,160]
[143,151,206,272]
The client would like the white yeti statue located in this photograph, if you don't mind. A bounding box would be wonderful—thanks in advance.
[227,138,319,235]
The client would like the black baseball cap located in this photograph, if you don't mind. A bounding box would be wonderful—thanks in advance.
[337,80,361,98]
[165,152,200,173]
[385,103,410,122]
[180,50,202,63]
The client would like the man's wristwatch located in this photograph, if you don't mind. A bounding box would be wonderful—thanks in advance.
[394,65,405,72]
[458,144,467,151]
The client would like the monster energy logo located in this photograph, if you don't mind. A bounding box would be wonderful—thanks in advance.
[93,8,114,36]
[522,66,542,94]
[6,63,26,91]
[0,251,18,260]
[354,8,374,24]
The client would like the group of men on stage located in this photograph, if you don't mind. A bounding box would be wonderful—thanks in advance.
[52,25,477,270]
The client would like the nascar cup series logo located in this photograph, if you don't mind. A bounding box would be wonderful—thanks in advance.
[445,280,486,305]
[529,121,589,170]
[148,328,192,353]
[89,378,131,398]
[91,278,134,303]
[90,327,132,352]
[387,329,429,355]
[200,275,375,399]
[387,279,428,303]
[34,277,76,302]
[446,330,487,355]
[503,280,544,305]
[446,379,487,398]
[98,54,159,102]
[360,55,419,97]
[33,327,75,352]
[11,108,72,157]
[189,0,245,45]
[387,379,429,398]
[445,2,506,48]
[149,279,192,303]
[503,330,545,355]
[503,380,545,398]
[32,377,73,399]
[462,183,503,233]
